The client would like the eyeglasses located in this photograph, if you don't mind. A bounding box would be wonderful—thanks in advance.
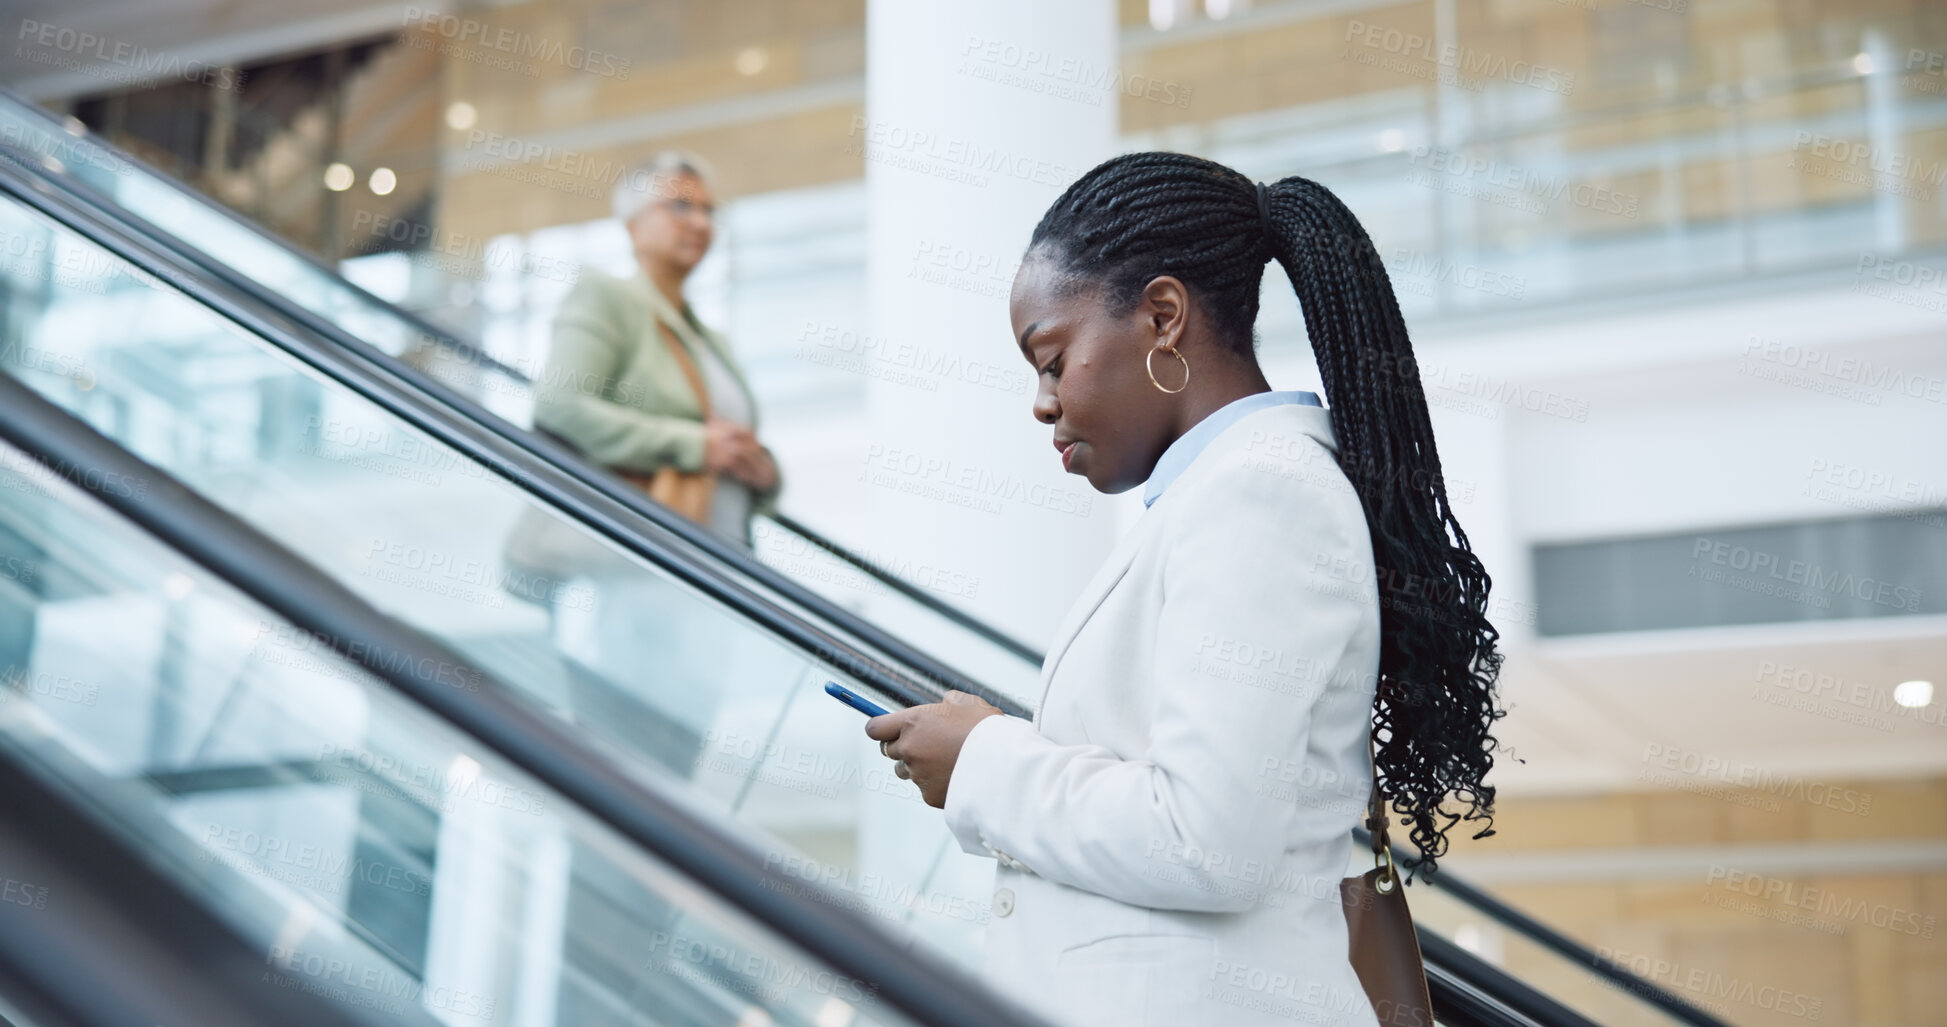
[662,197,715,221]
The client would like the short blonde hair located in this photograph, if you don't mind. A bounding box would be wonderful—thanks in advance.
[612,150,716,224]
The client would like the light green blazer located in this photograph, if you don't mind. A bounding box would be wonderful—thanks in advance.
[533,269,779,511]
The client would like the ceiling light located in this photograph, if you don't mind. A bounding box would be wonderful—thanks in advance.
[369,167,397,196]
[1893,680,1933,709]
[735,47,768,76]
[323,162,354,191]
[1851,53,1874,75]
[445,101,477,130]
[1149,0,1179,31]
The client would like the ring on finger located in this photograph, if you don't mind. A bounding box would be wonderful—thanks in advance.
[880,740,893,759]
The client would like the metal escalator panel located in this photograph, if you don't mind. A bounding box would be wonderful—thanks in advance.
[0,185,1001,977]
[0,429,941,1027]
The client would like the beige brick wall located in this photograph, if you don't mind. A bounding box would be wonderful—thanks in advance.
[1424,776,1947,1026]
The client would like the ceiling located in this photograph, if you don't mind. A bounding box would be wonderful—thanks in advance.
[1,0,413,100]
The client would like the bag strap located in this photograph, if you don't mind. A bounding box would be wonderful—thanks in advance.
[653,315,711,420]
[1366,721,1401,890]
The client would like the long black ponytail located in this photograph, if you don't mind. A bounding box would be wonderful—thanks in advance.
[1026,151,1505,873]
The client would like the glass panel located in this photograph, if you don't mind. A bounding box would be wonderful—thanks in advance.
[0,193,994,973]
[0,434,923,1027]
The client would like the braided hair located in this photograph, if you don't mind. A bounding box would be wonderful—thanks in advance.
[1025,151,1505,874]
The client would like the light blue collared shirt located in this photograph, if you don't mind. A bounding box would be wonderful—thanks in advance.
[1141,390,1323,508]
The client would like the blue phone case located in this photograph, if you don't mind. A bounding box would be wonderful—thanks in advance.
[825,681,890,717]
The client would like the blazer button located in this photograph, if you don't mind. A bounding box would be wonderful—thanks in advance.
[992,887,1015,918]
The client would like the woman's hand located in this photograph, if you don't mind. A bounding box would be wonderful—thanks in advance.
[865,691,1003,808]
[703,419,779,491]
[730,445,779,492]
[702,418,759,475]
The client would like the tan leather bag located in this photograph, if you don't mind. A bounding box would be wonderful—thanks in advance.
[500,318,718,591]
[1342,744,1436,1027]
[620,319,715,526]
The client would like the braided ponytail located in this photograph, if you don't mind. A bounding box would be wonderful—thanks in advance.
[1027,152,1506,873]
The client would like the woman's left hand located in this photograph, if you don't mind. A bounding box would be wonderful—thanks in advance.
[730,445,779,492]
[865,691,1003,808]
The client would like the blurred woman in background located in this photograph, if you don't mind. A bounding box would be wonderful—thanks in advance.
[535,149,779,547]
[518,151,784,778]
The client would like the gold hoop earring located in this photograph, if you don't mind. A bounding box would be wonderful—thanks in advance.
[1146,346,1190,394]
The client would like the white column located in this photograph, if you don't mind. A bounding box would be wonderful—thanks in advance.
[861,0,1121,663]
[1861,29,1905,253]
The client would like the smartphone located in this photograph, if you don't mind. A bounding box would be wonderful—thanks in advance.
[825,681,891,718]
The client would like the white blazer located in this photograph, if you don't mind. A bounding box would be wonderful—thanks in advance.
[945,403,1383,1027]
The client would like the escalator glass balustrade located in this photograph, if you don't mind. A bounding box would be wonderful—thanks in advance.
[0,190,999,977]
[0,432,934,1027]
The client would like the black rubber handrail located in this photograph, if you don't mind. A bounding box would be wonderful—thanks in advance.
[1419,931,1599,1027]
[0,740,413,1027]
[1426,962,1551,1027]
[0,368,1057,1027]
[0,149,1030,721]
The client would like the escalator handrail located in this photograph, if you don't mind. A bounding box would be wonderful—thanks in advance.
[1359,828,1732,1027]
[0,730,426,1027]
[1426,961,1549,1027]
[0,367,1059,1027]
[1418,931,1599,1027]
[0,87,1044,698]
[0,147,1030,722]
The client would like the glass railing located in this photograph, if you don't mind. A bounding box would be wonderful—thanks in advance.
[0,85,1044,710]
[0,181,1006,978]
[0,428,950,1027]
[1157,58,1947,325]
